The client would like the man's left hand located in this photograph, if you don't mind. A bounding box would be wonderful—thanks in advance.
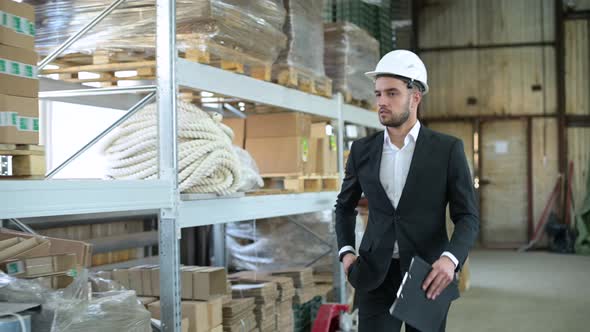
[422,256,456,300]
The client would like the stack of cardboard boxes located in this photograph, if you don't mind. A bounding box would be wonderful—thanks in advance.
[102,265,227,332]
[0,0,38,145]
[0,228,93,289]
[222,298,257,332]
[224,112,338,177]
[231,282,279,332]
[270,267,317,305]
[230,272,296,331]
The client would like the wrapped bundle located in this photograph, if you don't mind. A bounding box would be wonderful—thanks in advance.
[324,22,379,106]
[27,0,287,66]
[275,0,326,77]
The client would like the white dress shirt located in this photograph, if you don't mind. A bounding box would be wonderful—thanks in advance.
[339,120,458,267]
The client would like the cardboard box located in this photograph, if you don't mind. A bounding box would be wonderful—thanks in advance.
[182,301,210,332]
[0,44,38,97]
[222,118,245,148]
[0,0,35,51]
[192,267,227,300]
[207,297,222,328]
[141,265,157,296]
[246,113,311,138]
[0,0,35,50]
[149,301,209,332]
[0,236,50,262]
[0,228,92,267]
[151,267,160,296]
[137,296,157,308]
[181,266,200,300]
[0,94,39,144]
[34,273,74,289]
[0,253,77,277]
[111,269,130,289]
[127,266,144,294]
[310,123,338,175]
[246,136,309,175]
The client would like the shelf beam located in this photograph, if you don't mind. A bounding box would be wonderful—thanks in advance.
[0,180,172,219]
[177,59,337,119]
[177,192,338,229]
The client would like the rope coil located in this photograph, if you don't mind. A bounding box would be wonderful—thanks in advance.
[102,101,241,195]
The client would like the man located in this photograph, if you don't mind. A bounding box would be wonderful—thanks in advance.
[335,49,479,331]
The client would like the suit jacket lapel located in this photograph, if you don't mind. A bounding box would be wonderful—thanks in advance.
[397,126,432,210]
[369,131,395,213]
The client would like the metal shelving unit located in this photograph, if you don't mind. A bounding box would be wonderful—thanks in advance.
[0,0,382,330]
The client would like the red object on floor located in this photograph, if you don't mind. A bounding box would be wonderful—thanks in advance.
[312,304,350,332]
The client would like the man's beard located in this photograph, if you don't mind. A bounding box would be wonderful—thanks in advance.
[380,97,411,128]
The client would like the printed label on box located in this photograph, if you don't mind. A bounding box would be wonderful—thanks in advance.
[17,116,38,132]
[0,112,17,127]
[329,135,337,151]
[6,261,25,275]
[0,11,35,37]
[0,58,37,79]
[301,137,308,162]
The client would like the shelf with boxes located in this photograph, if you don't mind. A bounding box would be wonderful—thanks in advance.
[0,0,43,178]
[0,0,385,329]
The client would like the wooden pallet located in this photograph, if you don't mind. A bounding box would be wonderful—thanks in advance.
[260,174,339,193]
[273,65,333,98]
[0,144,45,177]
[40,42,273,87]
[343,91,375,111]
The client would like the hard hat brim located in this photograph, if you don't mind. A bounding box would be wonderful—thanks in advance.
[364,71,429,94]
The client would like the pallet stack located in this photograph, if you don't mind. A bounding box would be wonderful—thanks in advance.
[231,282,279,332]
[97,265,227,332]
[270,267,317,305]
[230,272,296,331]
[222,298,257,332]
[273,0,332,98]
[0,0,43,178]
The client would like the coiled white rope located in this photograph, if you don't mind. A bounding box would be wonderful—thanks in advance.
[101,101,241,195]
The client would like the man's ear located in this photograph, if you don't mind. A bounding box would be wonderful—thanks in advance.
[413,90,422,107]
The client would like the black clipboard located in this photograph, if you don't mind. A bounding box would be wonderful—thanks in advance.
[389,256,460,332]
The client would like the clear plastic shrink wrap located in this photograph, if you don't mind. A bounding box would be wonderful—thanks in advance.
[27,0,287,65]
[324,22,379,104]
[275,0,326,77]
[226,211,335,273]
[0,270,151,332]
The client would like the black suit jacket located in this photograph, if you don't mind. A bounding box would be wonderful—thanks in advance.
[335,125,479,292]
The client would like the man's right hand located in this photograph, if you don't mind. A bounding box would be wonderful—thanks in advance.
[342,253,358,275]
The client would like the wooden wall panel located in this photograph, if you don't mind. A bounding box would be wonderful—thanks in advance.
[565,20,590,115]
[419,0,554,48]
[418,0,477,48]
[568,128,590,210]
[532,119,559,226]
[477,0,554,44]
[478,47,557,116]
[480,120,528,247]
[421,47,556,118]
[421,51,480,118]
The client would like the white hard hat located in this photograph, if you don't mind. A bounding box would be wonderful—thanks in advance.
[365,50,429,95]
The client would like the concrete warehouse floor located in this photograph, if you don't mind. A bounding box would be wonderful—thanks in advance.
[447,250,590,332]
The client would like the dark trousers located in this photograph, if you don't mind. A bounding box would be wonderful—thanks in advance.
[356,259,449,332]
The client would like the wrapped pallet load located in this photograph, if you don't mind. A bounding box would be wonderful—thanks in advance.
[28,0,287,76]
[324,22,379,109]
[273,0,332,97]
